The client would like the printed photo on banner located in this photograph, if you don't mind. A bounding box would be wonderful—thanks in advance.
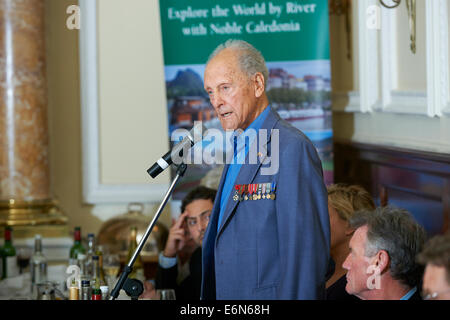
[159,0,333,204]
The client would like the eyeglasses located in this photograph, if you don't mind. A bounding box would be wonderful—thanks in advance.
[421,289,450,300]
[186,211,211,227]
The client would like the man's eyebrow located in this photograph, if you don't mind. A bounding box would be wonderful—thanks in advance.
[199,210,212,216]
[186,210,212,220]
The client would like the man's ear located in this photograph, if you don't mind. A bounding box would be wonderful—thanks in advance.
[375,250,390,274]
[253,72,265,98]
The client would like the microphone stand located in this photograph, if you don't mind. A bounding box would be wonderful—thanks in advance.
[109,162,188,300]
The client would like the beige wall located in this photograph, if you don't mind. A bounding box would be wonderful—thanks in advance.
[97,0,169,184]
[45,0,172,236]
[45,0,449,237]
[329,13,354,92]
[45,0,101,235]
[397,0,427,91]
[331,1,450,154]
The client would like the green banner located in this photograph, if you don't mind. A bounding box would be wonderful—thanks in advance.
[159,0,333,203]
[159,0,330,65]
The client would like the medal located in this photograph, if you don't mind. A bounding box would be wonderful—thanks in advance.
[239,184,245,201]
[249,184,255,201]
[266,183,271,200]
[253,184,258,200]
[249,184,255,200]
[270,181,277,200]
[257,184,262,200]
[244,184,249,201]
[233,184,241,201]
[262,183,266,199]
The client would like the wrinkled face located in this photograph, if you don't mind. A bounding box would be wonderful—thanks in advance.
[328,203,350,250]
[342,226,376,299]
[204,48,262,131]
[422,264,450,300]
[184,199,213,246]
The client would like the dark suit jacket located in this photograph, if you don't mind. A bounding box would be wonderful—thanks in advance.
[155,247,202,300]
[326,275,360,301]
[201,107,331,300]
[408,289,422,300]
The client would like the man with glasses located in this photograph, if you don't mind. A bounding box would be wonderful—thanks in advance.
[141,186,216,300]
[417,232,450,300]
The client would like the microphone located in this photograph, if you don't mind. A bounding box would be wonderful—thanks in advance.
[147,122,207,178]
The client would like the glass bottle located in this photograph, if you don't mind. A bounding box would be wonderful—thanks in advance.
[84,233,96,278]
[67,273,80,300]
[91,258,102,300]
[69,227,86,265]
[96,245,107,286]
[77,253,88,282]
[1,226,18,279]
[100,285,109,300]
[30,235,48,296]
[91,255,106,288]
[126,227,145,282]
[91,283,102,300]
[68,284,79,300]
[0,246,3,279]
[81,279,91,300]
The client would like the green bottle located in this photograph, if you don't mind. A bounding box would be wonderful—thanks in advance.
[0,245,3,279]
[2,226,18,279]
[69,227,86,263]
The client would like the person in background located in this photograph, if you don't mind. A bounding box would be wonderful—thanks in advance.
[417,232,450,300]
[343,206,426,300]
[326,183,375,300]
[140,186,216,300]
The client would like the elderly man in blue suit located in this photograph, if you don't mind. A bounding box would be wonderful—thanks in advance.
[201,39,331,300]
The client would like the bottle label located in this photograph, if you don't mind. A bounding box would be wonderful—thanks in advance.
[6,256,19,278]
[69,287,80,300]
[32,262,48,284]
[92,293,102,300]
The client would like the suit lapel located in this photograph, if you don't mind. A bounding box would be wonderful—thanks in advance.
[207,163,229,238]
[216,107,281,237]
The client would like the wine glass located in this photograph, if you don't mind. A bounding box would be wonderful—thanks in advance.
[156,289,176,300]
[103,253,121,290]
[17,248,32,274]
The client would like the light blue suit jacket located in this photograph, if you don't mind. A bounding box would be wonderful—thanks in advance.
[201,107,331,300]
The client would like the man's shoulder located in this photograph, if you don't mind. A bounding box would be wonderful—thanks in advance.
[273,117,315,148]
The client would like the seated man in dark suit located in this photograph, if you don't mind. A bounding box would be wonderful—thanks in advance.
[343,206,426,300]
[141,186,216,300]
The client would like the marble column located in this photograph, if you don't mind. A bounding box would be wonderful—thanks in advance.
[0,0,66,226]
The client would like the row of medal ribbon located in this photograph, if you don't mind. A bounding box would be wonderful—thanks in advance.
[233,182,277,201]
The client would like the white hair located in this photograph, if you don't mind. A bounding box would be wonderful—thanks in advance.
[207,39,269,88]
